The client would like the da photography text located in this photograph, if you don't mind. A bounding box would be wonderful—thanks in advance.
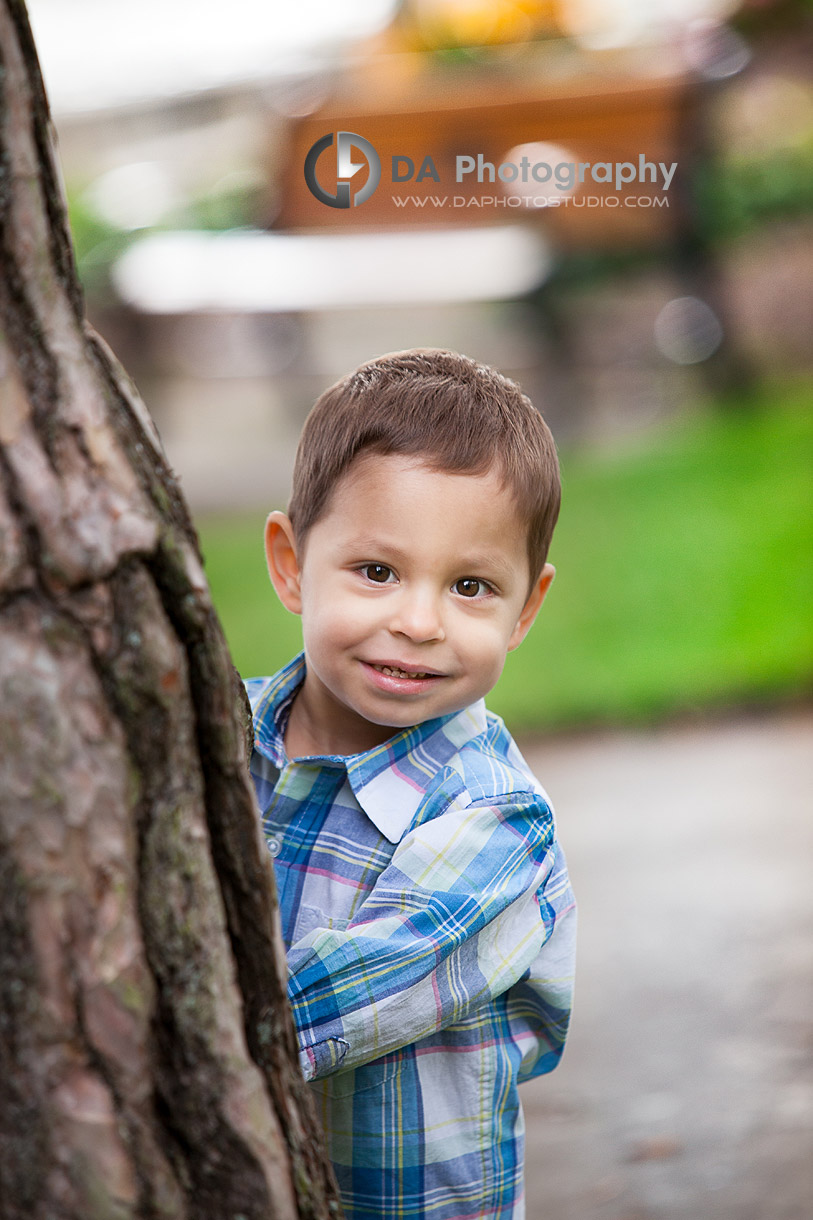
[401,152,677,192]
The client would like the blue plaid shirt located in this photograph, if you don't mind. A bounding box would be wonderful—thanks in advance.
[247,654,576,1220]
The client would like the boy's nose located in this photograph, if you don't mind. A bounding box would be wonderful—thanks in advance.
[389,589,445,643]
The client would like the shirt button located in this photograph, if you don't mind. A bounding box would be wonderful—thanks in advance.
[267,837,281,857]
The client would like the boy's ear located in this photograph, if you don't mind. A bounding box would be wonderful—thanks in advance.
[264,511,303,615]
[508,563,555,652]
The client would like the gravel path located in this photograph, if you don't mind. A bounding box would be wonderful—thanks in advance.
[518,710,813,1220]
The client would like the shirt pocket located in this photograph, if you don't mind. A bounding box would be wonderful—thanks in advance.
[294,904,350,942]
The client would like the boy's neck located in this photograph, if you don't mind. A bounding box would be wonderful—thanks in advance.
[284,683,397,759]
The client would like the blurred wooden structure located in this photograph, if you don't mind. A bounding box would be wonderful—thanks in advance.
[273,45,697,250]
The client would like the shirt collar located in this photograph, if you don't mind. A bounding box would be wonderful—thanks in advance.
[250,652,306,769]
[346,700,487,842]
[250,652,487,843]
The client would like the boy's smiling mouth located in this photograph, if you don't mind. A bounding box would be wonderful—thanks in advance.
[362,660,446,686]
[372,664,437,679]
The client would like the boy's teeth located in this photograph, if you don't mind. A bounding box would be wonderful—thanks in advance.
[375,664,429,679]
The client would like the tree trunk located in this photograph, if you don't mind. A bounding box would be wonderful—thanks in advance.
[0,3,342,1217]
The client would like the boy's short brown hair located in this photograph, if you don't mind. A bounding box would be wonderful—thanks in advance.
[287,349,561,582]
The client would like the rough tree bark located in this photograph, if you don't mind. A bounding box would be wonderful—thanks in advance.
[0,3,342,1217]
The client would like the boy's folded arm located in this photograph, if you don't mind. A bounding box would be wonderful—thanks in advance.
[286,792,571,1082]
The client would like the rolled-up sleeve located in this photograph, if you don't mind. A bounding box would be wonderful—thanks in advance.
[286,791,565,1080]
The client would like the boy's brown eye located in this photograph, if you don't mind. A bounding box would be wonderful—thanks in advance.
[364,564,393,583]
[455,578,486,598]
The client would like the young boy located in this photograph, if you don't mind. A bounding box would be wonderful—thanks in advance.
[246,350,576,1219]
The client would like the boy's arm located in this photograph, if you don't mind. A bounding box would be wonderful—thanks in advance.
[286,792,576,1082]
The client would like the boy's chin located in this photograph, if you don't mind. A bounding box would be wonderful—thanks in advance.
[353,695,473,730]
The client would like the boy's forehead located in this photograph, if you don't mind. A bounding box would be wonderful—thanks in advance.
[334,449,516,508]
[319,454,529,571]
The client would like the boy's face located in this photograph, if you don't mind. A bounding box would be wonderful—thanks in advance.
[265,454,553,755]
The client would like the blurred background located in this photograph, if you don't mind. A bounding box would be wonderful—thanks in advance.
[27,0,812,1215]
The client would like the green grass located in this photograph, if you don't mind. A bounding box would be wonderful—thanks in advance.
[197,381,813,732]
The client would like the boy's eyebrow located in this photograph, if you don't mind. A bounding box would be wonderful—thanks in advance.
[341,535,408,560]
